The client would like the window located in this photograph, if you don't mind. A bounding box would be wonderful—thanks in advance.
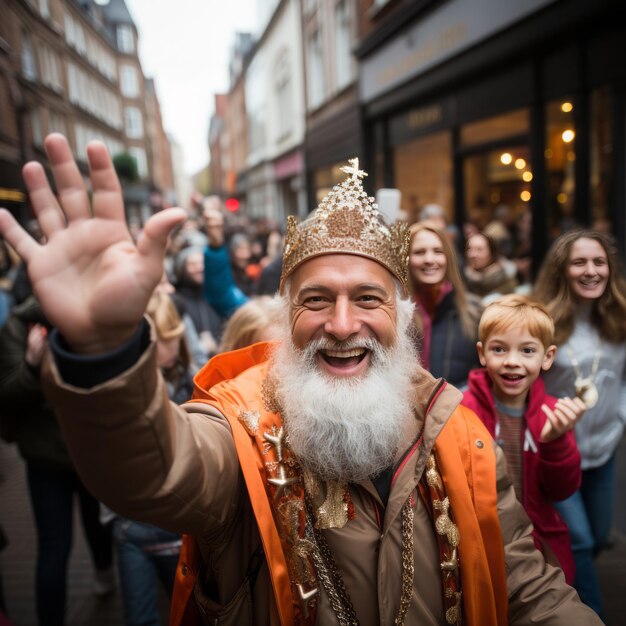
[275,51,292,139]
[394,131,454,224]
[75,22,86,55]
[21,32,37,80]
[460,109,529,148]
[545,99,575,237]
[128,147,148,178]
[48,111,67,137]
[116,25,135,54]
[39,46,63,92]
[31,109,43,147]
[124,106,143,139]
[64,14,75,46]
[307,29,324,109]
[39,0,50,19]
[120,65,139,98]
[334,0,352,90]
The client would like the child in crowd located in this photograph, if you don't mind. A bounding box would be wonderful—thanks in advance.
[462,294,585,583]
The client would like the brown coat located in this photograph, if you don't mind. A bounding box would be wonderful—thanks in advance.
[43,335,600,626]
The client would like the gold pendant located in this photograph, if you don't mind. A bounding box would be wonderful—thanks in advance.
[575,377,599,409]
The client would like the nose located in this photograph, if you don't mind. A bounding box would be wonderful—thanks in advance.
[583,261,596,275]
[503,351,521,367]
[324,297,362,341]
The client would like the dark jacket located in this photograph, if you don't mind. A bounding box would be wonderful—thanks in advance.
[462,368,581,583]
[0,296,72,469]
[426,290,480,389]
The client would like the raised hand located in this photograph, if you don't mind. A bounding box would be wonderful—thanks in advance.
[0,134,186,354]
[539,396,586,443]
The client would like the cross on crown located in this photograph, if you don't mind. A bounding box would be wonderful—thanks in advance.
[340,158,367,180]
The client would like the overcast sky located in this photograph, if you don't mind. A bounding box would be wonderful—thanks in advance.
[123,0,257,176]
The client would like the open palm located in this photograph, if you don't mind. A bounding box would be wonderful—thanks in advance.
[0,134,186,353]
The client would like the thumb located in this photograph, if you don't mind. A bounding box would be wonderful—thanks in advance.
[136,207,187,264]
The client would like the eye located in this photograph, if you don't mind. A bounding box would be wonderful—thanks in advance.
[302,295,328,308]
[491,346,505,353]
[358,294,381,306]
[522,347,536,354]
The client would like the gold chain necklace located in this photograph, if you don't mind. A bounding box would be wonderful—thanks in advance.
[304,494,415,626]
[302,451,462,626]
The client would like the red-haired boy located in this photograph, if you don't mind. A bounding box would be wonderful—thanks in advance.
[462,295,584,583]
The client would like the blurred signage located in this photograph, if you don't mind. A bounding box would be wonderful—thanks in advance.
[408,105,443,130]
[360,0,558,103]
[0,188,25,202]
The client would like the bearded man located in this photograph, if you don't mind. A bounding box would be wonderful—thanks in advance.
[0,134,600,626]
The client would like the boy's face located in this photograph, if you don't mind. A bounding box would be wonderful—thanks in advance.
[477,326,556,408]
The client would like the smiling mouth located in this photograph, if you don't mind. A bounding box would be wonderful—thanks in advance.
[501,374,524,382]
[320,348,368,368]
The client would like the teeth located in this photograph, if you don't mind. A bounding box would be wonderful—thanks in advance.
[323,348,365,358]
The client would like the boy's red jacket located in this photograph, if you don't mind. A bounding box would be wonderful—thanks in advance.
[462,368,581,583]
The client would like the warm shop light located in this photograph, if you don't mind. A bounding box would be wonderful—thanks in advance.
[557,193,568,204]
[561,102,573,113]
[515,158,526,170]
[520,191,531,202]
[562,129,575,143]
[500,152,513,165]
[522,171,533,182]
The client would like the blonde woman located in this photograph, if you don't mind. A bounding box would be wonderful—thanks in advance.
[218,296,277,353]
[409,222,481,388]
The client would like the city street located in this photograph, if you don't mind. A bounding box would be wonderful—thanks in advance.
[1,435,625,625]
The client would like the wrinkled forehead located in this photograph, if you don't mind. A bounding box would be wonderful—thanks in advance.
[287,253,397,297]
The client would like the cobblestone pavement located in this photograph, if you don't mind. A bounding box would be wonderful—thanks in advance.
[1,437,625,625]
[0,441,167,626]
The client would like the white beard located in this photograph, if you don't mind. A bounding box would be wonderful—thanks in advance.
[269,296,421,483]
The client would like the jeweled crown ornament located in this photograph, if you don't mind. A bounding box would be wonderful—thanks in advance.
[280,158,410,294]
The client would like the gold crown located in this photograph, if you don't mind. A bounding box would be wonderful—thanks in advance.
[280,158,410,294]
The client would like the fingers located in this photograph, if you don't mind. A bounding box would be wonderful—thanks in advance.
[22,162,66,238]
[0,209,39,263]
[555,396,586,422]
[44,134,91,222]
[86,141,125,222]
[553,400,577,422]
[137,207,187,266]
[540,404,558,441]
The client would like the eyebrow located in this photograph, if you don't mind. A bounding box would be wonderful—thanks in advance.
[570,256,607,262]
[296,283,391,297]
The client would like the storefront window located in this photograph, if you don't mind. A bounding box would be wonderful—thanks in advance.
[545,98,576,237]
[393,131,453,224]
[590,87,613,233]
[463,145,532,236]
[460,109,529,148]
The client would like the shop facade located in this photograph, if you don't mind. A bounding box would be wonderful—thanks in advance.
[358,0,626,269]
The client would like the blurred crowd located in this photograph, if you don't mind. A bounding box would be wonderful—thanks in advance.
[0,192,625,625]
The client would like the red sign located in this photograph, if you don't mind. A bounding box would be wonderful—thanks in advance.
[225,198,240,212]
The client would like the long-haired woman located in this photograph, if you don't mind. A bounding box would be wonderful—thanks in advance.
[534,229,626,619]
[409,222,481,388]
